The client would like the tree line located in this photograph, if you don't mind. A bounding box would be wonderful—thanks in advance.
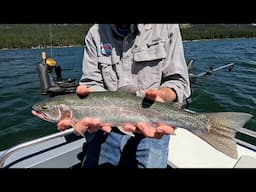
[180,24,256,40]
[0,24,256,49]
[0,24,92,49]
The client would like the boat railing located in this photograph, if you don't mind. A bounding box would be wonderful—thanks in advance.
[0,124,255,168]
[235,127,256,151]
[0,128,75,168]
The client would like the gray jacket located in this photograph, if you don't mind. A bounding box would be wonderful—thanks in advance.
[80,24,191,103]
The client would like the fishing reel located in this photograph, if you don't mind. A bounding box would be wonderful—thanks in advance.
[37,51,79,96]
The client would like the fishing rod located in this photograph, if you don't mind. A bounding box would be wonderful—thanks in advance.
[187,59,194,70]
[194,63,234,77]
[188,61,235,84]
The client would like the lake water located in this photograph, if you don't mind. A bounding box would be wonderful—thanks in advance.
[0,38,255,151]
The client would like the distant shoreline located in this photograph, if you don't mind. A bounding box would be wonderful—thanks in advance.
[0,44,83,51]
[183,36,256,43]
[1,24,256,50]
[1,37,255,51]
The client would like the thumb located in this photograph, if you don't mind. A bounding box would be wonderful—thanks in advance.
[145,89,165,103]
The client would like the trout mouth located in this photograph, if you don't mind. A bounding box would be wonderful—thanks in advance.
[32,109,49,121]
[31,109,58,123]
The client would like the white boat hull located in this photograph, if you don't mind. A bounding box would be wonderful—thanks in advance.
[168,128,256,168]
[1,127,256,168]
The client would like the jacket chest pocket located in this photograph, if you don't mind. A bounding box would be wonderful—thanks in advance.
[98,56,119,90]
[133,43,166,90]
[133,42,167,62]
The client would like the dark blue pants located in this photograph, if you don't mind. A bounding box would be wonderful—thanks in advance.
[82,129,170,168]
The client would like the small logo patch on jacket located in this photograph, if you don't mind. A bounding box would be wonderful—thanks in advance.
[99,43,112,55]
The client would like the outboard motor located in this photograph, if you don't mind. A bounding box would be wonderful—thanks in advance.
[37,51,79,96]
[37,51,51,94]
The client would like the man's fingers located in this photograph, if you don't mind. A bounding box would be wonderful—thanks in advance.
[136,122,156,138]
[135,122,175,138]
[122,123,137,132]
[76,85,95,97]
[153,124,175,139]
[156,124,176,135]
[74,128,85,137]
[153,132,165,139]
[73,121,88,136]
[73,118,112,135]
[76,85,89,96]
[144,89,157,100]
[75,117,100,133]
[145,89,165,103]
[57,119,72,131]
[80,118,100,127]
[101,125,112,133]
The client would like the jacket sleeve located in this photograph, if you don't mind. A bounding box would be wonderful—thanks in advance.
[160,24,191,103]
[79,27,106,91]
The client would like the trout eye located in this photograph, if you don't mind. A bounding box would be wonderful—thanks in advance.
[42,105,48,110]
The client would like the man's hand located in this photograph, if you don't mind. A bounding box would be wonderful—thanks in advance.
[57,84,112,136]
[122,122,175,139]
[57,117,112,136]
[145,87,177,103]
[131,87,176,138]
[76,84,94,97]
[57,118,175,139]
[57,84,91,132]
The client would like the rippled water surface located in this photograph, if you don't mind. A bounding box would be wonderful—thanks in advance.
[0,38,255,150]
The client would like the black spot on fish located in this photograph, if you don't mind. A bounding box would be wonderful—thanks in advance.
[78,94,89,99]
[141,98,154,108]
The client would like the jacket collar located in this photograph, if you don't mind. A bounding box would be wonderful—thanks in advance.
[137,24,152,33]
[111,24,138,37]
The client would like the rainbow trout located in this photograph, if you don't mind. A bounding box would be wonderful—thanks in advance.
[31,91,252,159]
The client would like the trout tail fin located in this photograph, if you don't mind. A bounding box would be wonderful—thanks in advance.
[198,112,252,159]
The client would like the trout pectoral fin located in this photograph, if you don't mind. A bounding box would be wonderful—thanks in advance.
[70,119,77,128]
[70,119,85,137]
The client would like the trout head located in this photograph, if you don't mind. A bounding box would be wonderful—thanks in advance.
[32,102,72,123]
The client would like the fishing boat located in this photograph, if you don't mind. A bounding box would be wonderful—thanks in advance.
[0,54,255,168]
[0,124,256,168]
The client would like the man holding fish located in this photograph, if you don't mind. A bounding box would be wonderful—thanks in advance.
[54,24,191,168]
